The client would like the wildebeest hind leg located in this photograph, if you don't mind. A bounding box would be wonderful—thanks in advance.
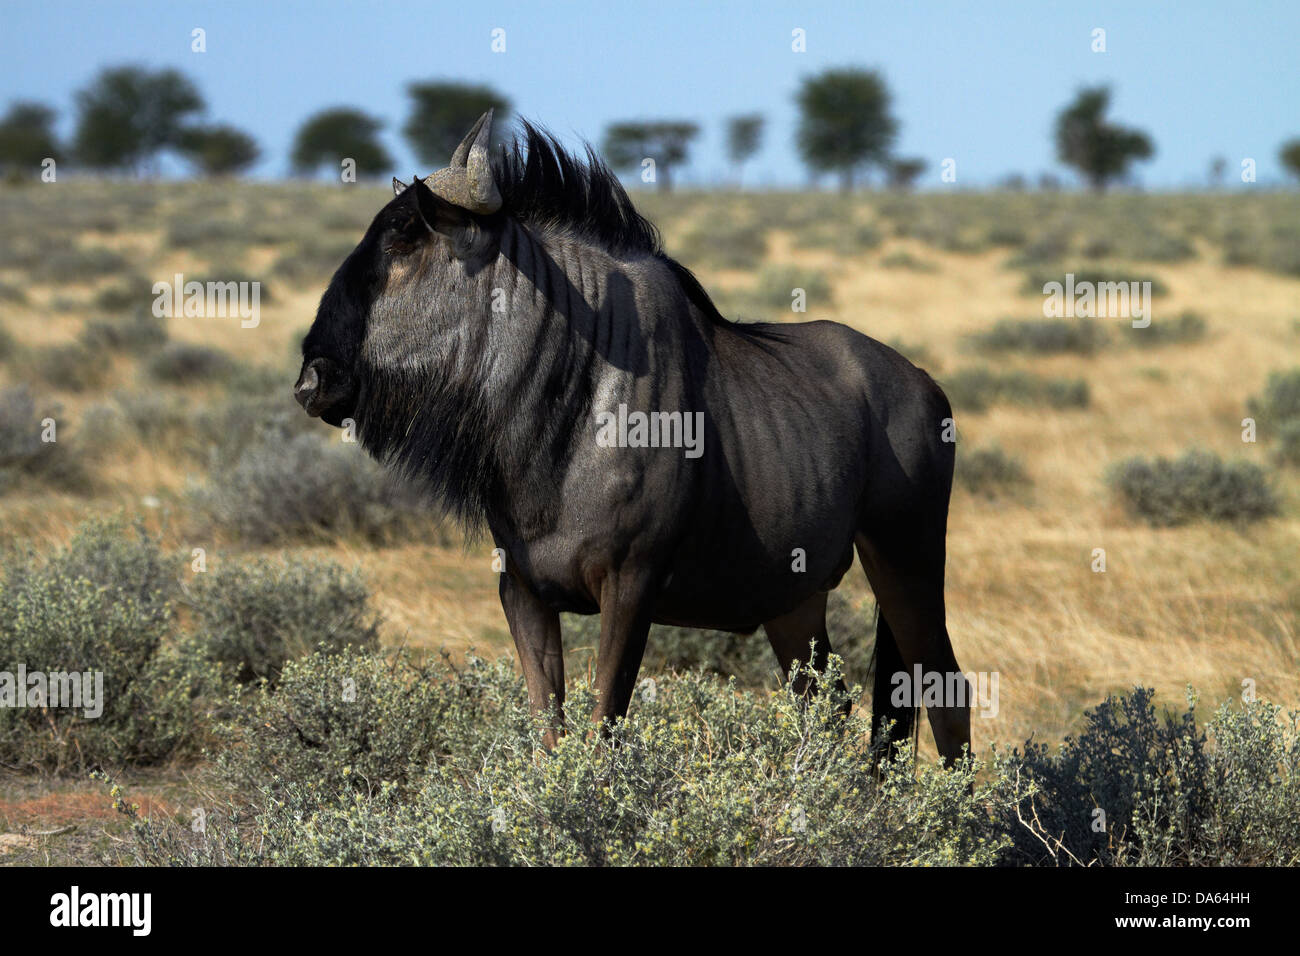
[763,591,849,710]
[855,531,971,767]
[499,573,565,748]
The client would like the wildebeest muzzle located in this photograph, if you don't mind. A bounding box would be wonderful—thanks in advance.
[294,357,358,427]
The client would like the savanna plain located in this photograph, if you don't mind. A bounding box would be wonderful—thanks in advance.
[1,183,1298,865]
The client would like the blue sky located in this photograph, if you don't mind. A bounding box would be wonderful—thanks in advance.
[2,0,1296,188]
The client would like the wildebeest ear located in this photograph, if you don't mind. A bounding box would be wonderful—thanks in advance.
[392,177,408,196]
[408,176,475,249]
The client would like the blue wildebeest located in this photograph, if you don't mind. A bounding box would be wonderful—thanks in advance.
[295,112,970,763]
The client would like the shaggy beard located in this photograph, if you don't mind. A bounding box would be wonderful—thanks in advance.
[352,361,502,529]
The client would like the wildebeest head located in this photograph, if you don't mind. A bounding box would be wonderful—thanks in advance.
[294,110,504,427]
[293,110,668,521]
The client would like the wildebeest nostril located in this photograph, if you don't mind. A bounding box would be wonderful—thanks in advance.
[295,358,357,423]
[294,362,325,412]
[296,365,320,395]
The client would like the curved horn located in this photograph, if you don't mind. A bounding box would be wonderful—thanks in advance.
[449,110,490,167]
[424,110,501,214]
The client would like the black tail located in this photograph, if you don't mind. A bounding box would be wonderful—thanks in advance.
[870,611,918,760]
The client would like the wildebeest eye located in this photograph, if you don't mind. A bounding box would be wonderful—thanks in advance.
[382,214,427,256]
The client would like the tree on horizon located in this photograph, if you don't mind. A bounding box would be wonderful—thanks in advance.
[73,65,204,175]
[795,68,898,192]
[1054,86,1153,191]
[290,107,393,179]
[603,121,700,192]
[403,81,510,168]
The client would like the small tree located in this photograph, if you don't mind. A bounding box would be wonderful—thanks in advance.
[291,108,392,179]
[0,102,62,173]
[887,157,927,190]
[1280,139,1300,184]
[603,121,699,192]
[403,82,509,167]
[73,65,204,174]
[795,68,897,192]
[178,124,260,177]
[725,114,764,185]
[1053,86,1153,191]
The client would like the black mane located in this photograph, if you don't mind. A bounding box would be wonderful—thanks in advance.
[494,121,662,256]
[493,122,786,344]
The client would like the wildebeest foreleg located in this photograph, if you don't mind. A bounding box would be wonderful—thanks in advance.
[499,573,565,748]
[589,574,655,731]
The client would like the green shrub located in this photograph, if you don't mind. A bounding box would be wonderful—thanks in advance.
[1223,223,1300,276]
[756,264,832,306]
[188,557,380,686]
[30,247,129,283]
[958,445,1031,498]
[93,276,153,313]
[271,237,358,283]
[563,591,874,690]
[1021,267,1169,298]
[983,223,1028,247]
[165,217,251,250]
[884,337,939,371]
[1163,697,1300,866]
[1004,231,1071,267]
[187,269,272,303]
[1108,450,1278,526]
[744,193,845,232]
[189,432,428,543]
[187,395,311,467]
[943,366,1089,412]
[213,649,506,803]
[675,216,767,269]
[0,386,50,472]
[146,343,235,384]
[0,232,63,272]
[124,653,1006,866]
[32,342,111,392]
[969,317,1108,355]
[0,386,88,493]
[1082,229,1196,264]
[1080,234,1113,259]
[1004,689,1300,866]
[0,280,28,305]
[111,669,1300,867]
[793,221,882,253]
[224,362,288,396]
[110,390,193,452]
[1126,231,1196,263]
[80,309,169,353]
[0,519,215,772]
[1039,377,1091,408]
[1002,688,1206,865]
[321,208,371,232]
[880,251,938,272]
[1275,420,1300,467]
[732,265,833,313]
[1248,368,1300,424]
[1124,310,1207,348]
